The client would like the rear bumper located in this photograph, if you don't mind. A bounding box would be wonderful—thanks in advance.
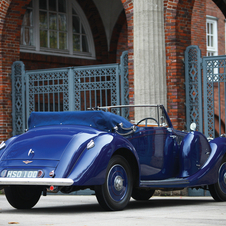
[0,178,74,186]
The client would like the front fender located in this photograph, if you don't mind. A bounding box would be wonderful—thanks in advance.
[179,131,211,177]
[204,137,226,168]
[187,137,226,186]
[66,133,139,186]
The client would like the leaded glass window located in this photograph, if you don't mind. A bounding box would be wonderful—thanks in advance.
[39,0,67,50]
[20,0,95,59]
[72,9,88,52]
[20,2,33,46]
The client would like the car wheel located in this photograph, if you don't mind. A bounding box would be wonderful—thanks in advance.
[132,188,155,201]
[95,155,133,211]
[4,185,42,209]
[209,156,226,201]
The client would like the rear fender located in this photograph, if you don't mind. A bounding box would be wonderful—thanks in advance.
[66,133,140,186]
[0,136,18,160]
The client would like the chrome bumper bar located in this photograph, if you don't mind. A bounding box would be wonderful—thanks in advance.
[0,178,74,186]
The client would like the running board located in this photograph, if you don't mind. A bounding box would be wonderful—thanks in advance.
[140,178,189,187]
[0,178,74,186]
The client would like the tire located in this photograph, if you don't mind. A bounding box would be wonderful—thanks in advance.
[132,188,155,201]
[209,156,226,201]
[95,155,133,211]
[4,185,42,209]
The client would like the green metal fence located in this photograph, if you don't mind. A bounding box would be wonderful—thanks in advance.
[12,51,128,136]
[185,45,226,138]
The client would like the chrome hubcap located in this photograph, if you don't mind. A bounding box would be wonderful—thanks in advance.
[114,175,124,191]
[107,164,128,202]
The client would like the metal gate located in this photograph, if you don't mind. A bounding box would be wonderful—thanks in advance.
[11,51,129,136]
[185,45,226,138]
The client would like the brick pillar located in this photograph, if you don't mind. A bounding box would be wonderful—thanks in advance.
[191,0,206,56]
[164,0,195,130]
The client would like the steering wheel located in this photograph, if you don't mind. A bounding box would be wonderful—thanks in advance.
[136,117,158,126]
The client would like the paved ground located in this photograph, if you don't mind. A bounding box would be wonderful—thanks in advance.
[0,195,226,226]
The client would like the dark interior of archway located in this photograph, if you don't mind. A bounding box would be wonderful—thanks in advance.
[213,0,226,17]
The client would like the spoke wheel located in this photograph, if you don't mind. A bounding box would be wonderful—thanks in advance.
[95,155,133,211]
[132,188,155,201]
[4,185,42,209]
[209,157,226,201]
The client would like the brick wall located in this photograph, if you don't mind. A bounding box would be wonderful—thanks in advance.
[116,23,128,64]
[164,0,225,130]
[0,0,30,140]
[191,0,225,57]
[164,0,195,130]
[191,0,206,56]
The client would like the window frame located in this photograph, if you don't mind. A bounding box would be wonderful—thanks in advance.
[206,16,218,56]
[20,0,96,59]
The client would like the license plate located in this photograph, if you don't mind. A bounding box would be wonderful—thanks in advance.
[6,170,38,178]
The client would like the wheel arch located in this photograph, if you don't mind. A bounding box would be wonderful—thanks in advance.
[209,155,226,201]
[113,148,140,188]
[223,153,226,161]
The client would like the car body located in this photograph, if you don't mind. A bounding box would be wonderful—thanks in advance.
[0,104,226,210]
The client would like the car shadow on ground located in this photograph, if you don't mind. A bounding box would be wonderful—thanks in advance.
[127,198,215,210]
[1,197,215,215]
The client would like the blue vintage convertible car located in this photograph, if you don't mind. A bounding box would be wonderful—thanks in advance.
[0,105,226,211]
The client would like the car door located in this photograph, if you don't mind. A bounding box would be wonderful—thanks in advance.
[129,126,178,180]
[128,105,180,180]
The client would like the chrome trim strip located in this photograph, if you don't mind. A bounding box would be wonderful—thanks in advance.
[98,104,162,109]
[140,178,189,186]
[0,178,74,186]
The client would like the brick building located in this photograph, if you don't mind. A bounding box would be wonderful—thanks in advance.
[191,0,226,136]
[0,0,226,140]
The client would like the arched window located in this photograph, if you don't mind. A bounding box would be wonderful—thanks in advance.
[20,0,95,59]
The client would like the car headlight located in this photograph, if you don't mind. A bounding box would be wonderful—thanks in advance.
[0,141,6,150]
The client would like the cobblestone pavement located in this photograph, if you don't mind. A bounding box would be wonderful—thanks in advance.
[0,195,226,226]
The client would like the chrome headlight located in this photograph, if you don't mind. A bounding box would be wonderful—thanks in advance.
[0,141,6,150]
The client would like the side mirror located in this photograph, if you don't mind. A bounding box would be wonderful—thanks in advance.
[190,122,197,131]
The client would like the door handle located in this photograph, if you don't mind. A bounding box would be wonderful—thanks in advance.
[170,135,177,139]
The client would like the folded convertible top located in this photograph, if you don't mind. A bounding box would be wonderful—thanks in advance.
[28,111,133,132]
